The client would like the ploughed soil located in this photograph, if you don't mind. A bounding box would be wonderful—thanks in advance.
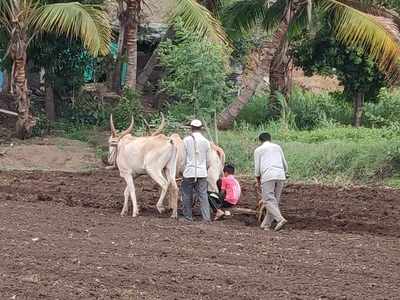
[1,170,400,299]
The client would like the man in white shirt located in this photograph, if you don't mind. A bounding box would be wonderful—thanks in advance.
[254,132,288,231]
[181,119,212,223]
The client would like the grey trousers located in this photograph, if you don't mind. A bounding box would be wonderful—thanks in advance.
[261,180,285,227]
[181,177,211,222]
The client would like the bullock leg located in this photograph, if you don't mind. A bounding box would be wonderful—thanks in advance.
[165,168,178,219]
[124,175,139,217]
[120,186,130,216]
[148,170,169,214]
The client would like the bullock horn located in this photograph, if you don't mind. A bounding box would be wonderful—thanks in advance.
[151,112,166,136]
[120,116,134,137]
[110,114,116,137]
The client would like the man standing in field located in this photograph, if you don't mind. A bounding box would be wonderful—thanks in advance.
[254,132,288,231]
[181,119,212,223]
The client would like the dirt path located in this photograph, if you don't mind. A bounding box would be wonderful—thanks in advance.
[0,137,101,172]
[1,171,400,299]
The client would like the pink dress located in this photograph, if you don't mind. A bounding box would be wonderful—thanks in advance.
[221,175,241,205]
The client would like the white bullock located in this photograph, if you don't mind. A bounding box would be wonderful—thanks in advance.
[108,116,179,218]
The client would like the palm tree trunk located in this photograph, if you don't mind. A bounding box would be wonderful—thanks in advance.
[112,27,126,92]
[217,0,305,129]
[136,27,174,90]
[112,3,127,92]
[125,0,140,89]
[269,0,300,118]
[269,39,292,118]
[13,44,34,139]
[353,92,364,127]
[217,20,290,129]
[45,83,56,122]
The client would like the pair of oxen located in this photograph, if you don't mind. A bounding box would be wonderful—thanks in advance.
[107,114,225,219]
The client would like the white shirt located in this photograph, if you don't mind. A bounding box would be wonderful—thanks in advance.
[254,141,288,183]
[183,132,211,178]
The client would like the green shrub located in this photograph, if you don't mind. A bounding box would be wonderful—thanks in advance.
[235,92,268,126]
[218,124,400,184]
[60,92,110,126]
[51,88,145,139]
[237,88,353,129]
[364,88,400,128]
[288,88,353,129]
[159,19,233,123]
[112,88,144,130]
[32,112,51,137]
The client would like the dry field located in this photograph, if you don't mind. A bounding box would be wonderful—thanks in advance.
[1,170,399,299]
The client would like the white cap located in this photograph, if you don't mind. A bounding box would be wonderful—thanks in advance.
[190,119,202,128]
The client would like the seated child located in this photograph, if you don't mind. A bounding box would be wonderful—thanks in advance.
[208,164,241,220]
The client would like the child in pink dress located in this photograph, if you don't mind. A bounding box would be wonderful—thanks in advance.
[208,164,241,220]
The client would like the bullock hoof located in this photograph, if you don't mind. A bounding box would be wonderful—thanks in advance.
[132,211,139,217]
[170,210,178,219]
[120,210,128,217]
[157,206,166,214]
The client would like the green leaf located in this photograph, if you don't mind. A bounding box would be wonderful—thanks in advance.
[172,0,228,47]
[321,0,400,81]
[31,2,111,57]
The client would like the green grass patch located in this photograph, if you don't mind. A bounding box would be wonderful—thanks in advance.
[217,125,400,185]
[53,120,400,187]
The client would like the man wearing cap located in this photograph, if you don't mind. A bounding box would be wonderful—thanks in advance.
[181,119,212,223]
[254,132,288,231]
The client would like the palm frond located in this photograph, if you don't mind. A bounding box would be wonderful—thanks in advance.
[221,0,288,36]
[0,0,12,32]
[221,0,266,34]
[30,2,111,56]
[200,0,224,14]
[338,0,400,33]
[322,0,400,80]
[172,0,228,46]
[260,0,289,33]
[286,6,307,39]
[307,0,313,26]
[287,2,327,39]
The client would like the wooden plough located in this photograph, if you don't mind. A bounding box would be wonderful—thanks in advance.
[228,188,266,224]
[0,108,18,116]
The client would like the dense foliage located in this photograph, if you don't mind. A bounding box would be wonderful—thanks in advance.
[292,24,387,104]
[159,20,232,123]
[29,36,92,95]
[238,87,400,131]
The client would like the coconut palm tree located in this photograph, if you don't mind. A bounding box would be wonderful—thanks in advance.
[124,0,139,88]
[217,0,400,129]
[114,0,228,91]
[0,0,111,138]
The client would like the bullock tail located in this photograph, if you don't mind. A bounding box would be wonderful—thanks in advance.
[166,139,178,181]
[166,139,179,214]
[212,143,226,175]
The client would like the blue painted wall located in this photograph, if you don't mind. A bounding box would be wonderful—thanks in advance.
[0,70,4,92]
